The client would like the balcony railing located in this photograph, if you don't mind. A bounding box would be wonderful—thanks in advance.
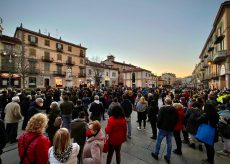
[213,50,227,64]
[80,52,85,57]
[0,66,17,73]
[214,34,225,44]
[53,71,65,77]
[66,60,75,66]
[28,69,40,75]
[42,56,54,62]
[78,73,86,78]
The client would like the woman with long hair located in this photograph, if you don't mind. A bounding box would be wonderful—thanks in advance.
[18,113,51,164]
[48,128,80,163]
[136,96,148,130]
[105,105,127,164]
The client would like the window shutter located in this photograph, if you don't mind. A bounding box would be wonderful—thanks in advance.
[35,37,38,43]
[28,35,31,42]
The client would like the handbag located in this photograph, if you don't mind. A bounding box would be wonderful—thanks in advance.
[103,136,109,153]
[195,122,215,146]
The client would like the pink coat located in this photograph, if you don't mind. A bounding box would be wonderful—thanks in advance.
[83,130,104,164]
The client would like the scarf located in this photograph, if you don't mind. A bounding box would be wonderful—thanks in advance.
[53,144,73,163]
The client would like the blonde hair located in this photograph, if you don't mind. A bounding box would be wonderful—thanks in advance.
[139,96,147,104]
[53,128,71,154]
[26,113,48,134]
[173,103,183,110]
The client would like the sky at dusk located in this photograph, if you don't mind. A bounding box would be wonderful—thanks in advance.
[0,0,227,77]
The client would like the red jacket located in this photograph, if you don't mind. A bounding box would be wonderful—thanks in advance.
[105,116,127,145]
[174,109,184,131]
[18,132,51,164]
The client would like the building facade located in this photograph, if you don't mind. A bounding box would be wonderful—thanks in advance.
[161,73,176,86]
[86,59,118,87]
[193,1,230,89]
[14,24,86,88]
[0,34,22,88]
[123,68,156,88]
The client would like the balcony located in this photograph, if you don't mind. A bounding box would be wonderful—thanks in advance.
[42,56,54,62]
[56,60,63,65]
[28,69,40,75]
[66,60,75,66]
[29,41,37,46]
[27,56,37,62]
[78,73,86,78]
[53,71,65,77]
[208,46,214,52]
[0,66,17,73]
[213,50,227,64]
[203,54,208,58]
[214,34,225,44]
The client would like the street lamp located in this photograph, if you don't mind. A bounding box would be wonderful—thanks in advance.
[2,50,18,88]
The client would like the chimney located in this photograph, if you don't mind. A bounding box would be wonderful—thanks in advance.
[0,25,3,35]
[60,36,61,40]
[48,32,50,37]
[39,29,41,33]
[20,23,23,28]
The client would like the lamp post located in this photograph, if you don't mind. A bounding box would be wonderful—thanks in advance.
[2,50,18,88]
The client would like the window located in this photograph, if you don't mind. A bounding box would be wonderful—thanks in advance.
[44,62,50,71]
[44,51,50,59]
[68,46,72,52]
[146,73,148,77]
[106,72,109,76]
[28,35,37,43]
[56,43,63,51]
[112,72,116,77]
[29,48,36,56]
[68,56,72,62]
[57,54,62,60]
[29,61,36,70]
[89,69,92,75]
[45,39,50,46]
[80,59,84,64]
[57,65,62,73]
[4,44,13,52]
[80,49,84,57]
[29,77,36,87]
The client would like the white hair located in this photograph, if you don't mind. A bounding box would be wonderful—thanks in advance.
[12,96,20,102]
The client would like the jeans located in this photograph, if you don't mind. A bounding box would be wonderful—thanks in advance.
[62,115,72,131]
[126,117,131,137]
[153,129,173,160]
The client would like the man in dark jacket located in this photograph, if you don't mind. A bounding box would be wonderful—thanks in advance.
[121,95,133,139]
[0,119,7,164]
[89,95,104,121]
[151,97,178,164]
[28,98,44,121]
[0,91,9,120]
[70,111,87,164]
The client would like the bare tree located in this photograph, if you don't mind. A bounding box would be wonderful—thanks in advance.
[16,46,29,89]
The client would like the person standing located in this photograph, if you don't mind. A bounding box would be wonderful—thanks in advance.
[18,113,51,164]
[89,95,104,122]
[21,95,32,130]
[0,90,9,120]
[48,128,80,164]
[60,94,74,131]
[4,96,22,144]
[83,120,104,164]
[148,99,159,139]
[28,98,44,121]
[151,97,178,164]
[136,96,148,130]
[46,102,61,144]
[172,103,184,155]
[105,105,127,164]
[198,103,219,164]
[0,119,7,164]
[70,111,87,164]
[121,95,133,139]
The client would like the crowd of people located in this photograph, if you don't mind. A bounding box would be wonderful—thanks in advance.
[0,85,229,164]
